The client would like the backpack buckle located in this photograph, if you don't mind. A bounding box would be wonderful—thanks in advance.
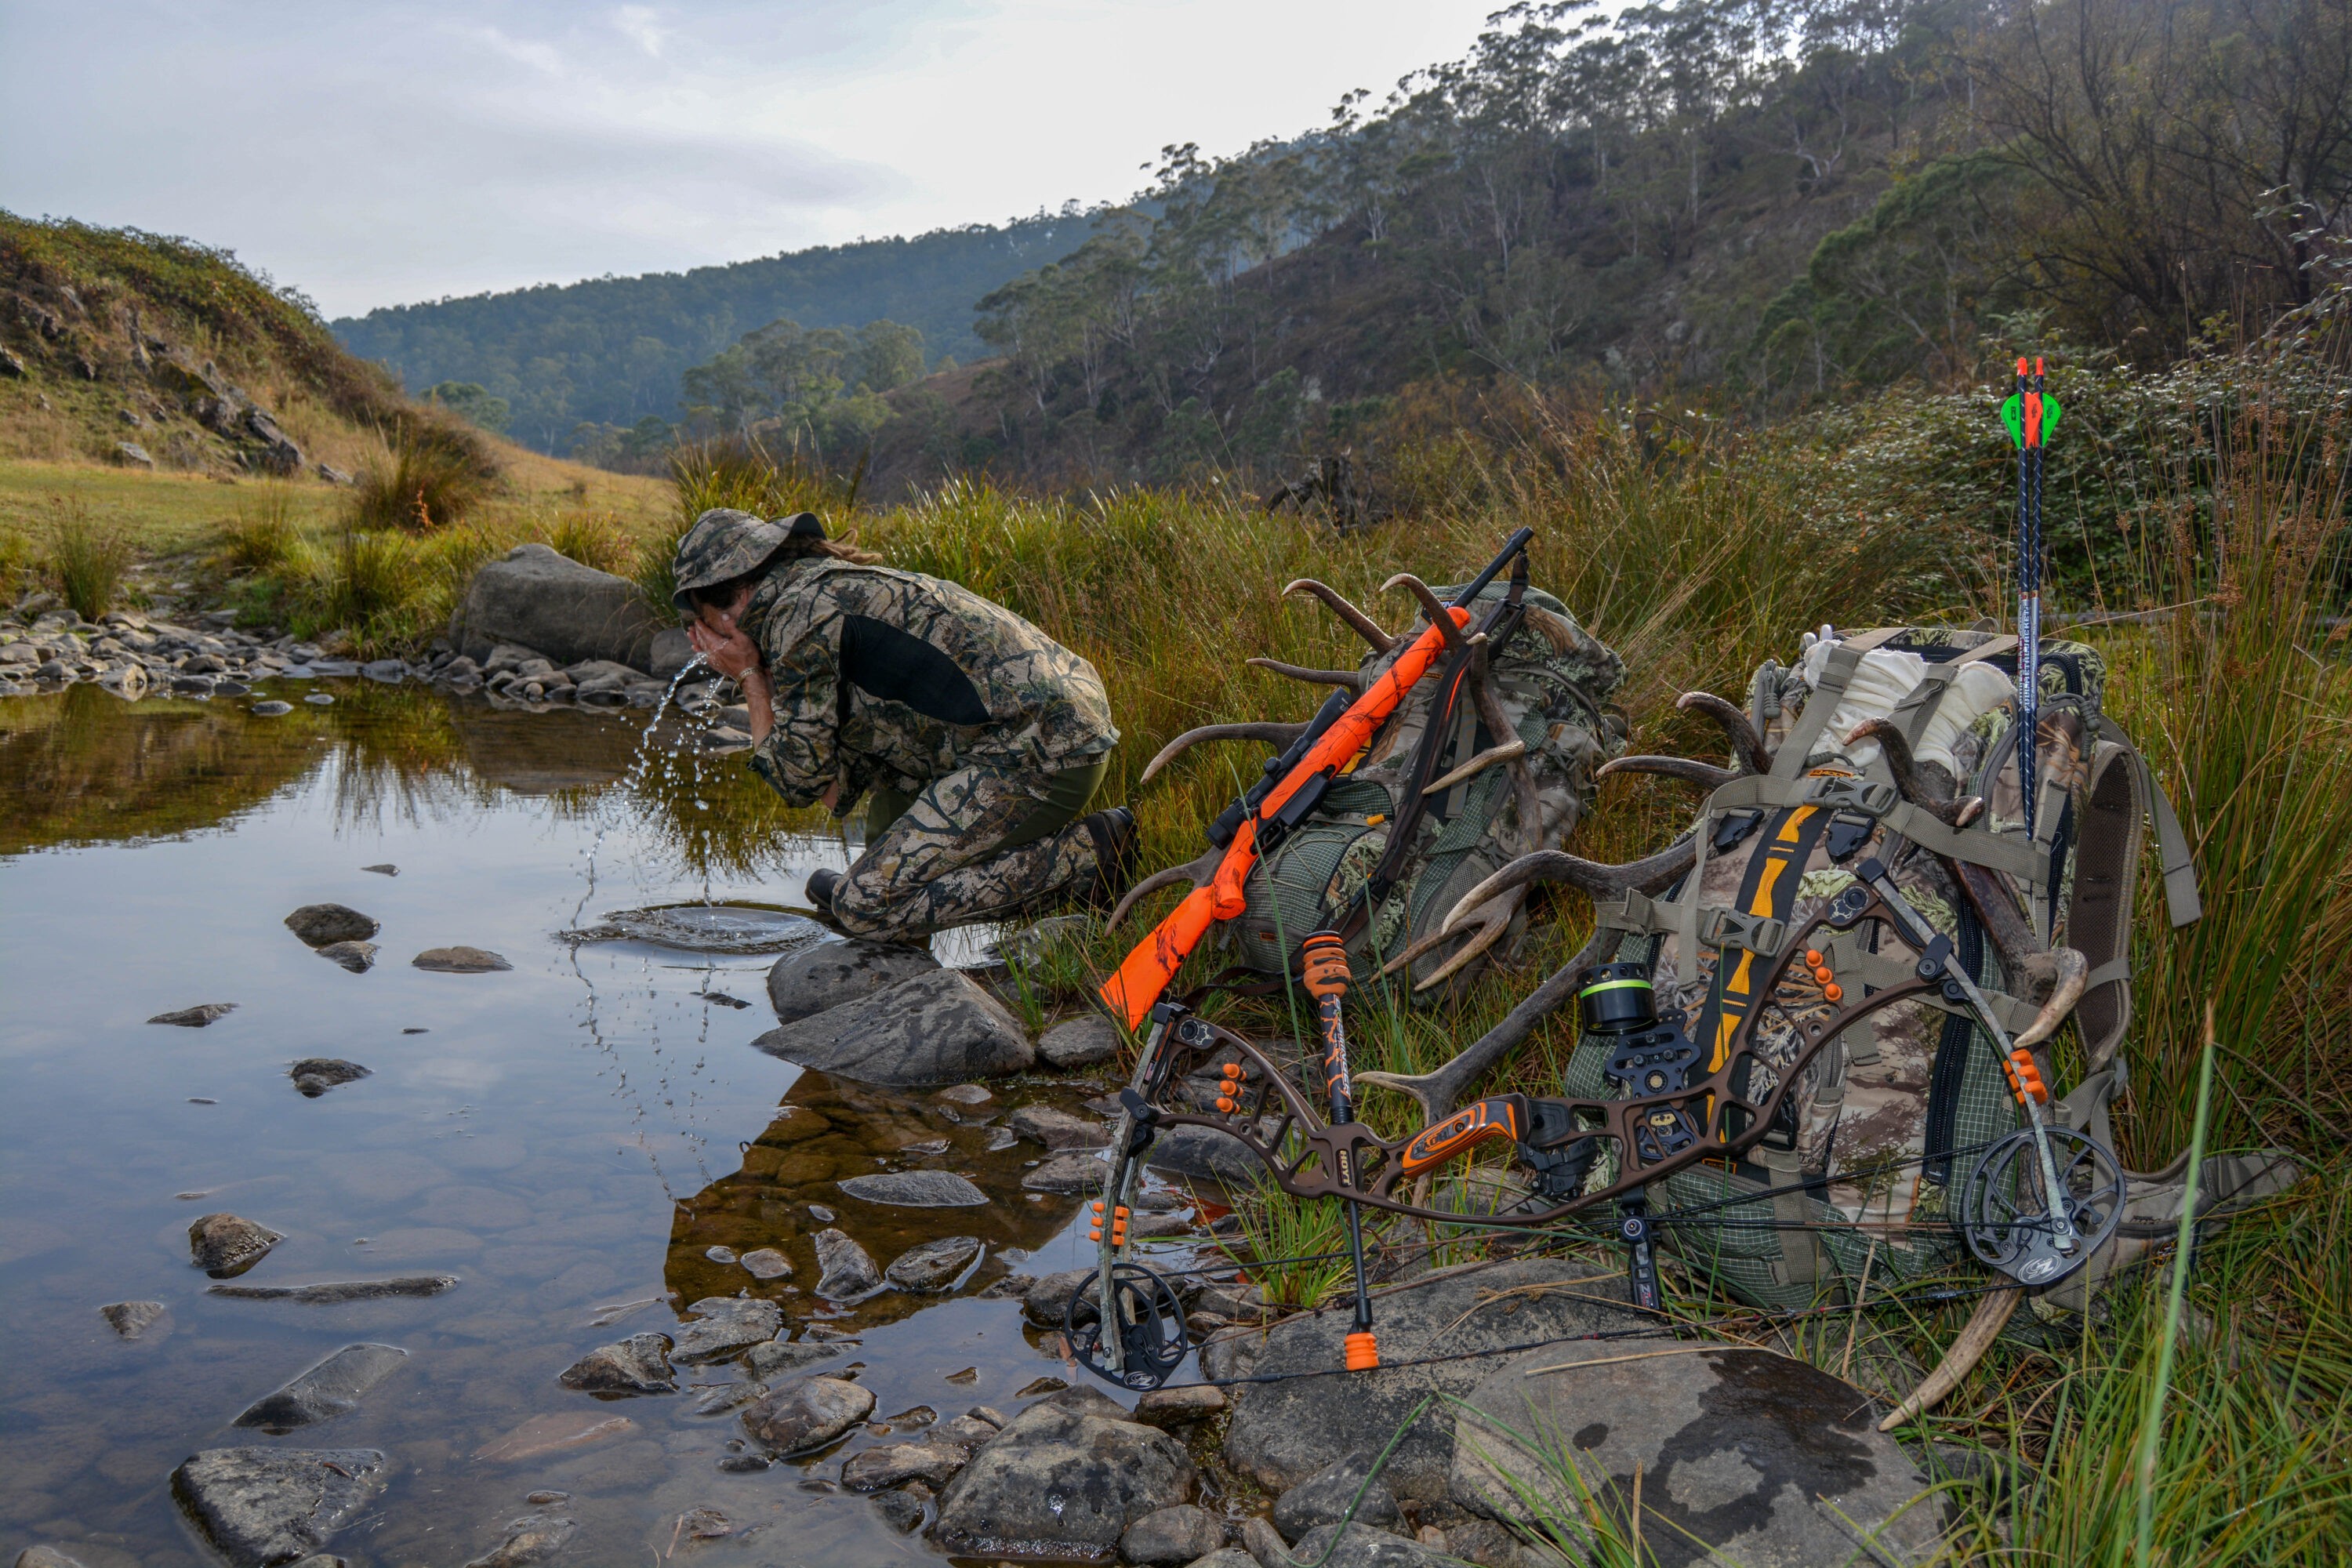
[1806,775,1897,815]
[1700,906,1788,956]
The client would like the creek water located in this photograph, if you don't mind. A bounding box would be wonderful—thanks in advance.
[0,679,1177,1566]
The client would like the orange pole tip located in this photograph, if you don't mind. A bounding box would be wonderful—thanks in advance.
[1344,1330,1381,1371]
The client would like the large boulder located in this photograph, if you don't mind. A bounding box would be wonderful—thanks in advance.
[1448,1341,1944,1567]
[765,938,940,1023]
[449,543,668,673]
[1221,1258,1624,1502]
[933,1386,1195,1559]
[752,969,1033,1086]
[170,1447,387,1566]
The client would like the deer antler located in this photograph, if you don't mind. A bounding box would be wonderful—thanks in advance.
[1357,926,1617,1120]
[1104,848,1222,931]
[1443,838,1700,935]
[1247,657,1363,692]
[2013,946,2088,1049]
[1283,579,1394,653]
[1424,740,1528,797]
[1879,1286,2022,1432]
[1843,720,1974,828]
[1381,573,1468,654]
[1676,691,1773,775]
[1138,721,1308,784]
[1598,755,1740,791]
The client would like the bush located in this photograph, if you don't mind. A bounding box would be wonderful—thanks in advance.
[45,499,132,620]
[351,422,495,532]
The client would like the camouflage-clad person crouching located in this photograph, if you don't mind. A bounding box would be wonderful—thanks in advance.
[671,509,1131,941]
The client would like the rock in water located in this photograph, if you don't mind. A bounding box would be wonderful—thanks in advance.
[232,1343,408,1432]
[587,902,826,956]
[285,904,378,946]
[289,1058,371,1095]
[811,1229,883,1299]
[313,941,377,974]
[1274,1451,1403,1537]
[745,1338,842,1381]
[840,1440,973,1491]
[557,1333,675,1395]
[461,1506,577,1568]
[764,937,941,1022]
[250,700,292,716]
[1447,1341,1944,1566]
[884,1235,982,1291]
[1007,1103,1110,1150]
[361,863,398,875]
[149,1002,236,1027]
[1119,1504,1226,1566]
[1020,1151,1105,1193]
[1036,1015,1122,1069]
[98,1300,171,1340]
[448,542,670,671]
[171,1447,387,1566]
[1145,1123,1266,1189]
[739,1247,793,1279]
[14,1548,90,1568]
[934,1386,1196,1559]
[837,1170,990,1208]
[753,967,1033,1087]
[670,1297,783,1363]
[412,946,511,973]
[1221,1258,1626,1501]
[209,1276,457,1304]
[742,1376,875,1454]
[189,1213,285,1277]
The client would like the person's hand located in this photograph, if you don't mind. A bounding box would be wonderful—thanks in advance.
[685,597,761,683]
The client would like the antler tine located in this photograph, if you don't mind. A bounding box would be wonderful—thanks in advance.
[1951,856,2048,972]
[1138,720,1308,784]
[1413,889,1525,991]
[2013,945,2089,1049]
[1442,838,1698,936]
[1357,926,1617,1120]
[1879,1286,2022,1432]
[1104,850,1221,931]
[1675,691,1773,775]
[1844,719,1972,828]
[1598,755,1740,791]
[1381,572,1469,653]
[1283,578,1395,653]
[1247,657,1363,692]
[1423,739,1528,797]
[1468,645,1546,856]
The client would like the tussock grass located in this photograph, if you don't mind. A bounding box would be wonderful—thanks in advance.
[351,422,496,532]
[215,483,302,574]
[44,497,132,620]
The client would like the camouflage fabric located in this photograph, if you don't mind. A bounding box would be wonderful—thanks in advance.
[831,762,1108,941]
[669,508,804,613]
[738,554,1118,811]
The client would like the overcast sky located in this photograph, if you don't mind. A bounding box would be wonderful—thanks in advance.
[2,1,1505,319]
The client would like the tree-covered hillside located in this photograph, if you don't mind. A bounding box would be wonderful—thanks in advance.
[329,212,1103,452]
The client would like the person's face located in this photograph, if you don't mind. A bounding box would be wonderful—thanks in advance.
[695,582,753,631]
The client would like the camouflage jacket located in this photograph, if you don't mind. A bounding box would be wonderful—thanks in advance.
[739,556,1117,808]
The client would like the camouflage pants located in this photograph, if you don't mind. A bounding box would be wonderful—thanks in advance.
[833,756,1109,941]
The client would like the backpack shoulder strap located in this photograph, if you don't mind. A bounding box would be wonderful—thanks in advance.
[1771,628,1906,779]
[1890,634,2018,746]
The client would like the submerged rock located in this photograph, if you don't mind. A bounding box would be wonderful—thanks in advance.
[460,1505,576,1568]
[670,1297,783,1363]
[97,1299,171,1340]
[412,946,511,972]
[811,1229,883,1299]
[884,1235,982,1291]
[170,1446,387,1566]
[841,1439,972,1492]
[149,1002,236,1027]
[933,1386,1196,1559]
[289,1058,371,1095]
[232,1342,408,1432]
[250,699,292,717]
[189,1212,284,1277]
[557,1332,675,1396]
[837,1170,989,1208]
[209,1276,457,1304]
[764,937,941,1023]
[742,1375,874,1454]
[739,1247,793,1279]
[312,941,377,974]
[745,1338,843,1381]
[753,967,1034,1087]
[285,904,379,946]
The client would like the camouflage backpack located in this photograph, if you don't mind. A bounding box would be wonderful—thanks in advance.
[1561,626,2292,1312]
[1225,579,1627,998]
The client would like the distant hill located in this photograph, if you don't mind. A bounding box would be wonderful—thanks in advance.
[330,214,1102,452]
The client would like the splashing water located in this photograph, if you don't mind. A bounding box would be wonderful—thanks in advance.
[572,653,709,926]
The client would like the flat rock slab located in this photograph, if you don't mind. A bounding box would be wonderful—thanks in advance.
[412,946,511,972]
[765,937,941,1023]
[671,1297,784,1362]
[98,1300,171,1339]
[884,1235,982,1290]
[150,1003,236,1027]
[1449,1342,1944,1567]
[189,1212,284,1278]
[233,1343,408,1432]
[753,968,1033,1086]
[558,1332,675,1395]
[210,1276,456,1304]
[285,904,378,946]
[1222,1258,1628,1501]
[171,1446,387,1566]
[474,1412,634,1463]
[740,1247,793,1279]
[742,1375,875,1454]
[1036,1014,1122,1069]
[839,1170,990,1208]
[840,1439,972,1491]
[935,1385,1196,1559]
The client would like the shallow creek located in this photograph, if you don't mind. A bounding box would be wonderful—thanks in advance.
[0,680,1192,1566]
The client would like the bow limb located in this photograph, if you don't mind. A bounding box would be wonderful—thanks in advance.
[1597,755,1740,791]
[1878,1286,2022,1432]
[1283,579,1395,653]
[1138,721,1308,784]
[1677,691,1772,775]
[1104,849,1222,931]
[1357,928,1615,1120]
[1442,838,1698,936]
[1247,657,1364,692]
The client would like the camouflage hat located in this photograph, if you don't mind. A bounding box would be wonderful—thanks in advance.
[669,509,823,614]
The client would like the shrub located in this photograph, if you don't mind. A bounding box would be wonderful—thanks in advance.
[351,422,495,532]
[45,499,133,620]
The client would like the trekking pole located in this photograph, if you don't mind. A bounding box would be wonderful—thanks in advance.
[2001,357,2060,846]
[1299,930,1379,1370]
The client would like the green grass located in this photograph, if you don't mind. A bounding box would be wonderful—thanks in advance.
[350,421,497,532]
[44,496,132,619]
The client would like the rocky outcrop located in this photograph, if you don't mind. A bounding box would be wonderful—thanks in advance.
[752,969,1033,1086]
[448,544,669,673]
[765,938,940,1023]
[933,1385,1196,1559]
[170,1447,387,1566]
